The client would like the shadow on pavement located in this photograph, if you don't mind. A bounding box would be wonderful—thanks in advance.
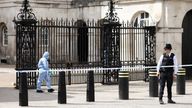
[0,87,73,102]
[176,103,192,105]
[26,106,57,108]
[129,98,153,100]
[0,87,19,102]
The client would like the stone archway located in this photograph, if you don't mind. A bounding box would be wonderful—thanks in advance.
[182,10,192,79]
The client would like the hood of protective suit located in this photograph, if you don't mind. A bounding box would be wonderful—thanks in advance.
[43,51,49,60]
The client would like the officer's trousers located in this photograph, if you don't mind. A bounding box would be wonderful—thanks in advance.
[159,72,173,100]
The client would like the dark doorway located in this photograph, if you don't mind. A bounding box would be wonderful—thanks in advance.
[76,20,88,63]
[182,10,192,79]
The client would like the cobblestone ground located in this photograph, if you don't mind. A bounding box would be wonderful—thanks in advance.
[0,65,192,108]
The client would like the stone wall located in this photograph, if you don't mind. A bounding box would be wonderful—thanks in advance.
[156,0,192,64]
[0,0,192,64]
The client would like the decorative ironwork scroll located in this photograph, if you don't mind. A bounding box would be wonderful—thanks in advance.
[104,0,119,23]
[16,0,36,21]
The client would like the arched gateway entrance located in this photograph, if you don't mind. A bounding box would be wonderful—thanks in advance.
[182,10,192,79]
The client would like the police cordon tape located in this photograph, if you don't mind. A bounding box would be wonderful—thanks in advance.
[15,64,192,73]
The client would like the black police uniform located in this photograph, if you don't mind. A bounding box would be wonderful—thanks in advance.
[159,53,175,101]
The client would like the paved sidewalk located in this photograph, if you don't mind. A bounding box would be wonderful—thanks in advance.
[0,66,192,108]
[0,81,192,108]
[0,65,15,87]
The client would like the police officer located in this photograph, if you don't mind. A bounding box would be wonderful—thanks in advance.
[156,44,178,104]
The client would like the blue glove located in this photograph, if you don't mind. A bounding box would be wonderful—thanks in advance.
[48,71,53,76]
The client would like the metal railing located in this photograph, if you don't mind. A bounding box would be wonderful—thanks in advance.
[15,19,156,88]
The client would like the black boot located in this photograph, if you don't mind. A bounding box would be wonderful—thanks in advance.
[159,97,164,104]
[168,99,176,104]
[159,99,164,104]
[48,88,54,93]
[36,90,44,93]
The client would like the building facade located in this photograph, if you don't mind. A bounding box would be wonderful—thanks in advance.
[0,0,192,70]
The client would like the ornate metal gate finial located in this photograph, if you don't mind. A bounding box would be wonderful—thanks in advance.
[15,0,36,21]
[105,0,119,23]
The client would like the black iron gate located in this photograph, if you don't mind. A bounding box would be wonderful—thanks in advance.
[13,0,38,88]
[101,1,121,84]
[14,0,156,88]
[101,22,121,84]
[144,26,156,81]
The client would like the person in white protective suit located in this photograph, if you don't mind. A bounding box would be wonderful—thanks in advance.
[36,51,54,93]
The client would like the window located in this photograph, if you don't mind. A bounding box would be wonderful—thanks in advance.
[133,12,154,27]
[40,27,49,46]
[2,26,8,46]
